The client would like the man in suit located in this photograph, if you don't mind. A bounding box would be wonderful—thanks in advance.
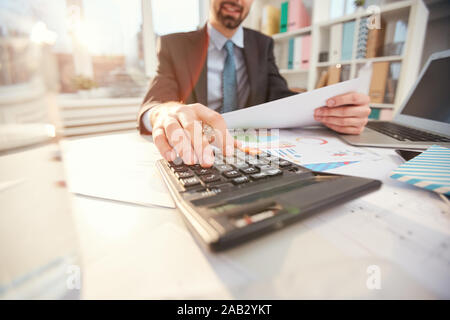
[139,0,371,167]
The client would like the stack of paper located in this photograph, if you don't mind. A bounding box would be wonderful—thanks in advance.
[390,145,450,195]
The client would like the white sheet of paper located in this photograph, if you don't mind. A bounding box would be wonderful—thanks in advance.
[223,64,372,129]
[61,133,175,209]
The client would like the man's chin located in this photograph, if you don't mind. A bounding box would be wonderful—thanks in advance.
[221,17,242,29]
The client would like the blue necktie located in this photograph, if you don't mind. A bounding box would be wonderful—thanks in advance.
[222,40,237,113]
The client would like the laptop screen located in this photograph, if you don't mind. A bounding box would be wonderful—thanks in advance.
[400,56,450,124]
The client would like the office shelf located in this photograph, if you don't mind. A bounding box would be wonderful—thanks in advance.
[279,69,308,75]
[245,0,428,113]
[272,26,312,41]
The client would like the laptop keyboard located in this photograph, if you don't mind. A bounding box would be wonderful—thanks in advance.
[167,149,308,196]
[367,121,450,142]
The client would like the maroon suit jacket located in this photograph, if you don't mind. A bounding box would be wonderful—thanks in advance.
[138,25,296,134]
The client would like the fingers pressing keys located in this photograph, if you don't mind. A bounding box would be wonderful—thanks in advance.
[166,149,303,195]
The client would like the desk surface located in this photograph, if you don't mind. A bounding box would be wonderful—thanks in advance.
[62,131,450,299]
[38,131,450,298]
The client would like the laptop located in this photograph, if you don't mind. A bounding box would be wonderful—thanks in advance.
[157,148,381,251]
[340,49,450,150]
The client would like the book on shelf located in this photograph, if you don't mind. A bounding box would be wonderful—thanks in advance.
[316,70,329,89]
[341,21,355,61]
[356,17,369,59]
[261,5,280,36]
[368,107,381,120]
[369,61,389,103]
[383,19,407,56]
[319,51,329,62]
[327,65,341,86]
[293,36,303,69]
[280,1,289,33]
[340,64,351,81]
[300,35,311,69]
[274,41,288,70]
[289,87,307,93]
[384,62,401,104]
[329,23,343,62]
[288,38,295,69]
[366,19,386,58]
[288,0,311,31]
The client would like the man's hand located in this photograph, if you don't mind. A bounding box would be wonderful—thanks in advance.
[314,92,371,134]
[150,102,236,167]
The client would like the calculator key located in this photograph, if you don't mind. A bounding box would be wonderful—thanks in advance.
[231,176,250,185]
[180,177,201,187]
[255,164,272,171]
[172,165,189,172]
[195,168,213,175]
[175,171,194,179]
[200,173,221,183]
[250,172,267,180]
[276,160,291,168]
[264,168,283,177]
[168,158,184,167]
[247,158,268,166]
[233,161,249,169]
[257,152,273,159]
[215,164,234,172]
[240,166,259,174]
[223,170,241,178]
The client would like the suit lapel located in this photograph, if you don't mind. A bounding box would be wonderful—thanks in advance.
[243,28,259,107]
[186,25,208,105]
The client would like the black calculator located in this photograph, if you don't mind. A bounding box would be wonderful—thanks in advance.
[156,148,381,251]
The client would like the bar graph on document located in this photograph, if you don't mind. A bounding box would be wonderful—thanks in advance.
[269,148,302,164]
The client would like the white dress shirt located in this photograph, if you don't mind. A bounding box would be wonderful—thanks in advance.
[143,23,250,132]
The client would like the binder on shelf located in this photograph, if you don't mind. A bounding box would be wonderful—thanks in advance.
[280,1,289,33]
[327,65,341,85]
[288,0,311,31]
[329,23,343,62]
[300,35,311,69]
[288,38,295,69]
[274,42,288,70]
[293,36,303,69]
[366,20,386,58]
[341,21,355,61]
[356,17,369,59]
[369,61,389,103]
[316,70,329,88]
[261,5,281,36]
[368,107,381,120]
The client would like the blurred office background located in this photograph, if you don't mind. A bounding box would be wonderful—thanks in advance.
[0,0,448,139]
